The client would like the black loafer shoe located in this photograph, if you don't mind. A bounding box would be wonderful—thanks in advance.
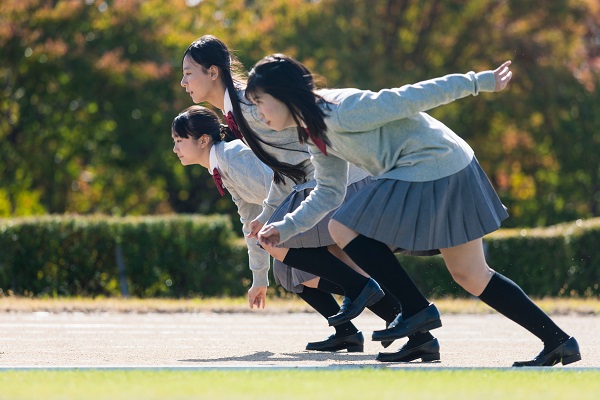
[372,304,442,342]
[380,313,402,348]
[376,338,440,362]
[327,279,385,326]
[512,337,581,367]
[338,298,395,349]
[305,331,364,352]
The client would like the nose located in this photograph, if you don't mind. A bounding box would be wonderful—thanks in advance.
[180,76,186,87]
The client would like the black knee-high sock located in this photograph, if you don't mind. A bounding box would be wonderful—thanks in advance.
[343,235,429,318]
[478,272,570,350]
[367,285,402,324]
[283,248,369,299]
[317,278,345,296]
[297,287,358,336]
[319,277,401,325]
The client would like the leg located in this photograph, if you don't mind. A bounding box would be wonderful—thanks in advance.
[441,238,580,367]
[330,220,431,318]
[330,220,441,348]
[260,243,289,263]
[297,286,364,353]
[302,277,320,289]
[438,238,493,296]
[262,241,384,323]
[327,244,369,277]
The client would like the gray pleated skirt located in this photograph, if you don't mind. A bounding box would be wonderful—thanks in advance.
[272,259,311,293]
[332,158,509,252]
[269,177,373,293]
[268,177,373,248]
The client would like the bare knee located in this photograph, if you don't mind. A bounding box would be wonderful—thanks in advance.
[262,244,289,262]
[447,264,494,296]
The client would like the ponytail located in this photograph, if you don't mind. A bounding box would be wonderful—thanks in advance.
[222,70,307,185]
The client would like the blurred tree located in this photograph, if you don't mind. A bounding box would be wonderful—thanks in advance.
[1,0,599,230]
[0,0,211,216]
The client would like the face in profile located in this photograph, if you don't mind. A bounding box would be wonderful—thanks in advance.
[172,134,204,166]
[180,55,218,104]
[249,90,295,131]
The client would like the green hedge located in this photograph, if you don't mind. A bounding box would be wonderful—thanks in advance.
[400,217,600,298]
[1,215,599,298]
[0,215,248,297]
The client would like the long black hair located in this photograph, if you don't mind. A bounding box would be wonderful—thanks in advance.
[171,105,235,143]
[246,54,331,149]
[183,36,306,184]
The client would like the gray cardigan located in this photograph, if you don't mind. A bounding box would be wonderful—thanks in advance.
[235,90,368,223]
[271,70,497,243]
[213,139,273,288]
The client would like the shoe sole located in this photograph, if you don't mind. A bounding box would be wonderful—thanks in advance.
[306,344,364,353]
[377,351,441,363]
[372,318,442,342]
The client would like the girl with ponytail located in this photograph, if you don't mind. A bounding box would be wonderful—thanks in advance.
[245,54,579,367]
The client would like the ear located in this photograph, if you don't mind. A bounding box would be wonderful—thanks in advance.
[200,134,211,148]
[208,65,219,81]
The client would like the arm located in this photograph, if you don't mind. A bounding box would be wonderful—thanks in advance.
[264,147,349,244]
[228,186,271,289]
[225,151,274,289]
[329,65,508,133]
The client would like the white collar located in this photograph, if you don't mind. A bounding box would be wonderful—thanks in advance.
[208,144,219,175]
[223,88,233,115]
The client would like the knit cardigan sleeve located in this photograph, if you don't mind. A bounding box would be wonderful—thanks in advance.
[272,147,349,244]
[220,144,274,288]
[327,71,496,132]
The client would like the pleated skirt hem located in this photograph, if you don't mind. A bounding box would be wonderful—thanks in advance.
[332,158,508,252]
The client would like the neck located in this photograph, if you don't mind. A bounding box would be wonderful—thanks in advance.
[210,80,227,111]
[198,143,213,170]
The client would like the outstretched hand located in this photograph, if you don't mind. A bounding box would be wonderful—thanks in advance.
[257,224,281,248]
[493,61,512,91]
[248,286,267,309]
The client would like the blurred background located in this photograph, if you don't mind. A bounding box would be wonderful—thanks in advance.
[2,0,599,229]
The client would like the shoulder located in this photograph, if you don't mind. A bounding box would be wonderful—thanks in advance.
[221,139,250,158]
[317,87,368,104]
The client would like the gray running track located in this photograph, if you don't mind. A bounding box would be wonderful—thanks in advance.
[0,311,597,369]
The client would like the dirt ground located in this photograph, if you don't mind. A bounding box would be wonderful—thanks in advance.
[0,310,598,369]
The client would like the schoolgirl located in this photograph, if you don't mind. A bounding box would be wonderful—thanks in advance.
[245,54,580,366]
[171,105,371,352]
[179,36,431,356]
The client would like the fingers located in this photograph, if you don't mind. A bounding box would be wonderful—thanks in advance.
[257,225,280,247]
[498,60,511,70]
[247,221,260,239]
[494,60,513,91]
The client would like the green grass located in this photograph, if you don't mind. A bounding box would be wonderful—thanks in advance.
[0,369,598,400]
